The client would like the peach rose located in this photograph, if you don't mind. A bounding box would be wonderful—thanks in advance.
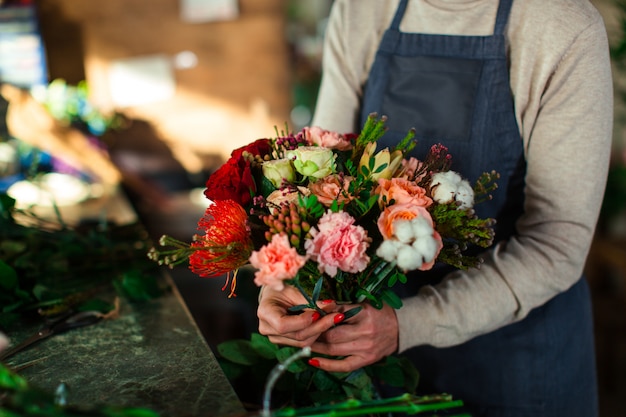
[308,175,354,207]
[249,234,307,291]
[303,126,353,151]
[375,177,432,208]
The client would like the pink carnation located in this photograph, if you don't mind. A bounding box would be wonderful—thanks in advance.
[305,211,370,277]
[303,126,353,151]
[249,234,307,291]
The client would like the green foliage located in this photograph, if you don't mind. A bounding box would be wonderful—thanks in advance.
[216,332,420,411]
[429,201,495,270]
[0,193,164,328]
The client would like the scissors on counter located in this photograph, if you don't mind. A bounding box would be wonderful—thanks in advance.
[0,310,104,362]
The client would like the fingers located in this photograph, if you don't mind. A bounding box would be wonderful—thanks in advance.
[260,311,343,347]
[308,354,375,373]
[305,303,399,372]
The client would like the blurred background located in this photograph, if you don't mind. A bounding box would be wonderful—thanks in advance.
[0,0,624,415]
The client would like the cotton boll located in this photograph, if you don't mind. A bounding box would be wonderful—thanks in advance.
[413,235,439,263]
[376,239,402,262]
[431,183,456,204]
[396,244,423,271]
[410,216,433,238]
[432,171,462,187]
[455,180,475,209]
[430,172,459,204]
[394,219,415,243]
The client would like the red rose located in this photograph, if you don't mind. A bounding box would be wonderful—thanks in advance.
[204,139,272,207]
[231,138,271,160]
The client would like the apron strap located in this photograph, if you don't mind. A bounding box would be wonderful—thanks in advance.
[390,0,409,31]
[494,0,514,36]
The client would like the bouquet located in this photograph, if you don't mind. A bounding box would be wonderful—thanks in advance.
[149,114,498,317]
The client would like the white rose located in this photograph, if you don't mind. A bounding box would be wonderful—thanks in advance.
[286,146,336,179]
[262,158,296,188]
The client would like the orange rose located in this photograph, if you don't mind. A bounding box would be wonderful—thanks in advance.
[376,178,432,208]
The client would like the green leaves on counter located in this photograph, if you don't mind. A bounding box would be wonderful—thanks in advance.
[0,193,164,328]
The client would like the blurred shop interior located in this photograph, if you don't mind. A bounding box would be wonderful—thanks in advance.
[0,0,625,414]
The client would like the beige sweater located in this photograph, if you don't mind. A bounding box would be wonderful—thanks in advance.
[311,0,614,351]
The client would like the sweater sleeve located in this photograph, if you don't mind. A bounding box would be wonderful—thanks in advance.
[311,0,387,133]
[397,12,614,350]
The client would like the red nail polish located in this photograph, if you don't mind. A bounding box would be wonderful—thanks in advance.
[311,311,321,323]
[333,313,345,325]
[320,299,333,305]
[308,358,320,367]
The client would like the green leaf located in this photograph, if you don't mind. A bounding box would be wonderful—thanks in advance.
[288,304,309,312]
[78,298,115,314]
[276,347,308,373]
[342,306,363,320]
[0,260,17,290]
[373,162,388,174]
[259,172,278,198]
[217,339,262,366]
[311,368,343,393]
[215,359,247,382]
[250,332,279,359]
[343,369,376,400]
[373,361,405,386]
[0,193,16,214]
[381,288,403,310]
[114,270,163,302]
[0,363,28,390]
[312,276,324,303]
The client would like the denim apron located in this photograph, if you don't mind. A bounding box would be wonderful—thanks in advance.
[360,1,598,415]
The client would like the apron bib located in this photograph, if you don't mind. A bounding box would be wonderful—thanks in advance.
[360,1,598,415]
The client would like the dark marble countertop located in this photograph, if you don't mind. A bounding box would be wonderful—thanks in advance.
[3,280,245,417]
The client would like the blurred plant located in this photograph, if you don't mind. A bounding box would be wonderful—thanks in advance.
[32,79,124,137]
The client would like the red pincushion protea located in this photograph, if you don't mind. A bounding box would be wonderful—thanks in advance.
[188,200,254,293]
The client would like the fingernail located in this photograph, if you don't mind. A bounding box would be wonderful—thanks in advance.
[311,311,321,323]
[333,313,345,325]
[320,299,333,305]
[308,358,320,367]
